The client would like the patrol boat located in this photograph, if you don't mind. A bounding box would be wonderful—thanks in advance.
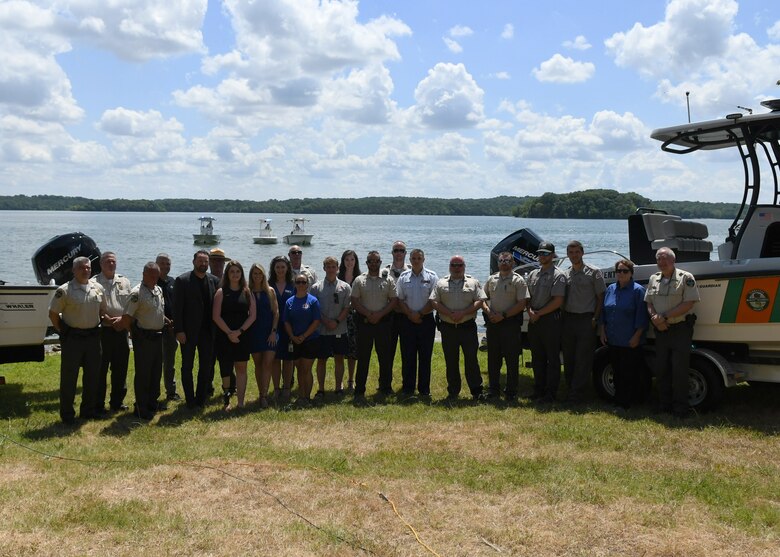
[253,218,278,244]
[283,217,313,245]
[193,216,220,245]
[493,99,780,410]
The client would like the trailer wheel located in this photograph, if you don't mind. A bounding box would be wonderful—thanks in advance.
[592,348,615,402]
[688,356,724,411]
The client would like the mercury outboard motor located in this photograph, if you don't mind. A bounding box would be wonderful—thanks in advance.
[31,232,101,285]
[490,228,545,274]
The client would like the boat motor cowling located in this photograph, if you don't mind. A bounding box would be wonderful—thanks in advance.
[31,232,101,285]
[490,228,545,274]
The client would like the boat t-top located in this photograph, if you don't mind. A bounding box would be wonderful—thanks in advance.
[283,217,314,245]
[193,216,220,245]
[253,218,278,244]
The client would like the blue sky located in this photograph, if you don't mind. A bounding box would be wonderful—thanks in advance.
[1,0,779,203]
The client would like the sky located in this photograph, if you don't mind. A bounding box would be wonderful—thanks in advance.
[2,0,780,203]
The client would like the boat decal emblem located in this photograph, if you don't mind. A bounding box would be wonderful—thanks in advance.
[745,289,770,312]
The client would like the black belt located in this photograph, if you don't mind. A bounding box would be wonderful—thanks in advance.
[68,325,100,336]
[564,311,594,317]
[439,319,475,328]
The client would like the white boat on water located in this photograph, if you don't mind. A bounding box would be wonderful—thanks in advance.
[283,218,314,245]
[253,218,278,244]
[492,98,780,411]
[193,216,220,245]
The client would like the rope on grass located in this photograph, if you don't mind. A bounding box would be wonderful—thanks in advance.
[0,432,375,555]
[379,492,443,557]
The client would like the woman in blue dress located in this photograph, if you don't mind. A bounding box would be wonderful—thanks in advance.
[600,259,649,409]
[248,263,278,409]
[269,255,295,403]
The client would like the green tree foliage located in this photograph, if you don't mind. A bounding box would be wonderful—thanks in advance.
[511,189,741,219]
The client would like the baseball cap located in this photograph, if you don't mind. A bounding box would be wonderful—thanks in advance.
[536,242,555,255]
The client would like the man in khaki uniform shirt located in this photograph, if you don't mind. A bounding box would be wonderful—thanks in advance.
[92,251,132,414]
[122,262,167,420]
[350,250,397,400]
[483,251,527,401]
[430,255,486,400]
[645,247,700,417]
[49,256,107,423]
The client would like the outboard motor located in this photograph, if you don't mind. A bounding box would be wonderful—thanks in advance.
[490,228,545,274]
[31,232,101,285]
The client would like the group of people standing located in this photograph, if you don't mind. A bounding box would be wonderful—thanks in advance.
[48,237,700,424]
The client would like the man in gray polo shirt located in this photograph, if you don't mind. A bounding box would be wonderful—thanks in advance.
[311,256,352,398]
[562,240,606,403]
[526,241,566,403]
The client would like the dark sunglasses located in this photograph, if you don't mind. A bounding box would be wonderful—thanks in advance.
[294,280,308,285]
[616,269,631,274]
[392,248,406,253]
[498,259,512,264]
[289,250,302,255]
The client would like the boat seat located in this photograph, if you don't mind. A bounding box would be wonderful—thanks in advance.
[650,218,713,254]
[760,222,780,258]
[642,213,681,241]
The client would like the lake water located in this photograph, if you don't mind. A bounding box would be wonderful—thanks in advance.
[1,211,732,286]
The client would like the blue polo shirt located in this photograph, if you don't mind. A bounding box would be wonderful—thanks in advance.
[601,281,649,347]
[285,294,321,339]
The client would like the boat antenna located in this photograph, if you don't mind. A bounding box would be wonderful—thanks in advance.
[737,105,753,115]
[685,91,691,123]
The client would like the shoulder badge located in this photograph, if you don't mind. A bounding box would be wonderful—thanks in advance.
[686,278,695,287]
[55,290,63,298]
[130,294,139,303]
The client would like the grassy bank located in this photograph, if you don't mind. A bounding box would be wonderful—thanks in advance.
[0,348,778,556]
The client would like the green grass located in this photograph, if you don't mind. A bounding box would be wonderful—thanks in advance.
[1,347,779,556]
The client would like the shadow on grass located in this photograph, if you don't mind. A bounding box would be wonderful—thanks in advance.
[0,383,60,419]
[99,412,149,438]
[21,419,84,440]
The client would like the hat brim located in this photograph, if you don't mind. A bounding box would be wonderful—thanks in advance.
[536,250,553,255]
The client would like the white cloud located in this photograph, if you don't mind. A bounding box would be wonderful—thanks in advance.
[767,20,780,41]
[99,108,183,137]
[589,111,648,151]
[532,54,595,83]
[563,35,591,50]
[492,71,511,80]
[501,23,514,39]
[443,37,462,53]
[411,63,485,130]
[449,25,473,38]
[605,0,780,118]
[178,0,411,132]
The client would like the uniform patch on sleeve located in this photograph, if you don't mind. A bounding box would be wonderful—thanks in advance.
[55,290,63,298]
[686,278,695,287]
[130,294,139,303]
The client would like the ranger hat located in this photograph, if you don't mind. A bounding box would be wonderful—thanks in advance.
[536,241,555,255]
[209,248,227,260]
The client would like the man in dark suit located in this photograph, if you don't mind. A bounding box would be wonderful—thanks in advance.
[174,249,219,408]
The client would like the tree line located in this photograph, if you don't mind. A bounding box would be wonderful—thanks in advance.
[0,192,741,219]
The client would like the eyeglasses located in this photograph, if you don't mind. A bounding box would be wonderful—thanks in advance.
[393,248,406,253]
[498,259,512,264]
[450,263,464,267]
[294,280,308,285]
[289,250,302,255]
[615,269,631,274]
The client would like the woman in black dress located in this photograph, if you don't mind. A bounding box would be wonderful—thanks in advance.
[338,250,361,392]
[213,260,256,410]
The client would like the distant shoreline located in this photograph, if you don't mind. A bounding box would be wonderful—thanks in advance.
[0,192,739,220]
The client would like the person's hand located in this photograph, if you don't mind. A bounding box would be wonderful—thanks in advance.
[267,332,277,346]
[600,331,607,346]
[228,330,241,344]
[176,332,186,345]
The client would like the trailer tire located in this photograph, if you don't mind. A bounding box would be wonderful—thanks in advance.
[688,356,724,411]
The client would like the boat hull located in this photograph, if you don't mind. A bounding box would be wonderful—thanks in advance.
[193,234,220,245]
[253,237,278,244]
[283,234,313,245]
[0,284,57,364]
